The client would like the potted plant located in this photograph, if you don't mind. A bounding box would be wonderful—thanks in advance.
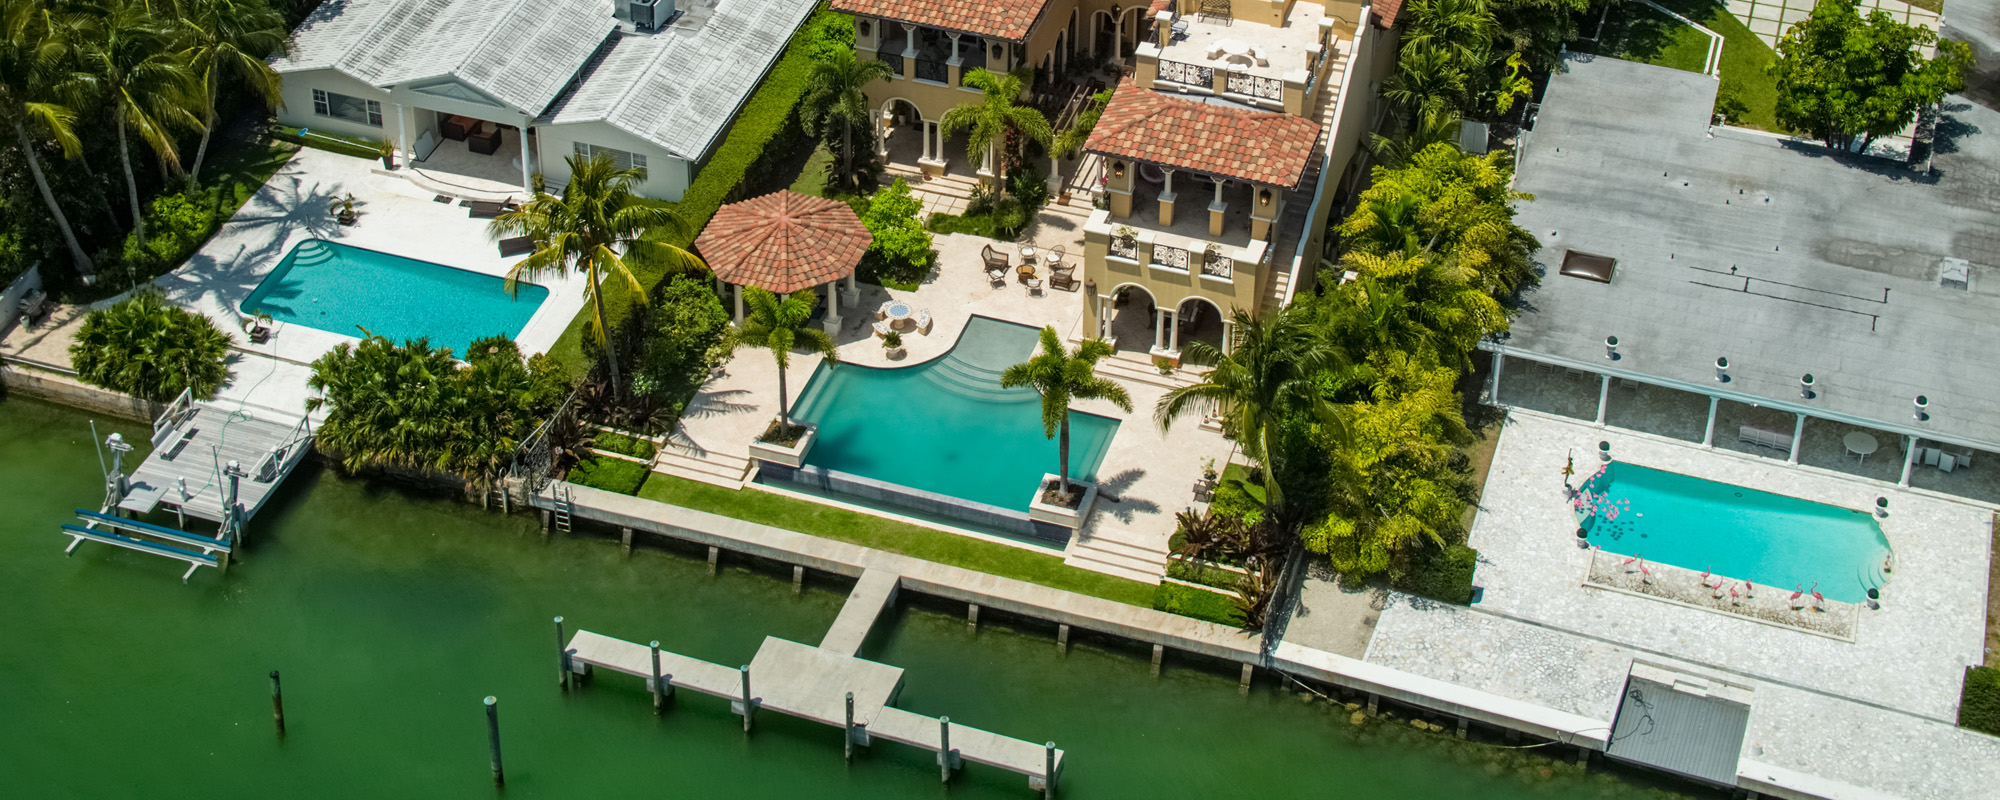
[377,138,397,169]
[1113,224,1137,250]
[1200,457,1218,482]
[335,194,358,225]
[1153,354,1176,374]
[882,330,905,360]
[242,311,274,344]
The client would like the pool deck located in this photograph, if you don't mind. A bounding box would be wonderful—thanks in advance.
[148,148,589,416]
[1356,409,2000,798]
[668,229,1233,583]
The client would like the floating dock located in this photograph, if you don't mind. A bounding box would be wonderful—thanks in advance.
[563,569,1064,793]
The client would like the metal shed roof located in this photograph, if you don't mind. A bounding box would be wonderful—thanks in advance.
[1605,674,1751,786]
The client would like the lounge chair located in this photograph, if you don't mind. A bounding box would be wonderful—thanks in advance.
[982,243,1010,273]
[467,198,517,219]
[497,236,535,257]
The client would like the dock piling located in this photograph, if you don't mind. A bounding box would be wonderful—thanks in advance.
[1044,741,1058,799]
[540,509,550,537]
[967,603,980,633]
[620,527,633,558]
[484,696,504,786]
[938,716,953,782]
[844,692,855,763]
[650,641,665,714]
[270,670,285,738]
[1056,623,1070,654]
[1239,663,1253,695]
[555,616,570,690]
[1151,644,1164,677]
[739,665,754,733]
[1366,693,1379,714]
[1457,717,1469,739]
[792,565,805,594]
[707,546,719,575]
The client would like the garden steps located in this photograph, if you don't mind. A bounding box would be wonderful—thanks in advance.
[652,446,754,489]
[1063,535,1167,583]
[1092,352,1203,391]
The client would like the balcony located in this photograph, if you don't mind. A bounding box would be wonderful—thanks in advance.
[1136,2,1351,116]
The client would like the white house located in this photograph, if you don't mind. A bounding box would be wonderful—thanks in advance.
[271,0,816,200]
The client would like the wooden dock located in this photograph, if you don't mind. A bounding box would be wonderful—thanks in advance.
[563,570,1064,792]
[117,393,314,525]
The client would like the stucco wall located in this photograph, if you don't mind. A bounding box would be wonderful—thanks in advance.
[533,120,693,201]
[0,364,158,423]
[274,69,394,141]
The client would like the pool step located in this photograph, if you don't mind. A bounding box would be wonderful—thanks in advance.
[919,355,1028,403]
[653,446,755,489]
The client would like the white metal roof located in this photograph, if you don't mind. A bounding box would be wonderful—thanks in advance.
[274,0,616,116]
[540,0,817,161]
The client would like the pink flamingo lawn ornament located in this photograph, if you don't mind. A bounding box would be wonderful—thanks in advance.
[1637,559,1653,585]
[1789,584,1805,611]
[1728,585,1741,605]
[1810,581,1824,612]
[1743,581,1755,600]
[1621,554,1642,572]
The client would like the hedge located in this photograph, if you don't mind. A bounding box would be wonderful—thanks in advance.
[1961,666,2000,736]
[1153,583,1244,628]
[1393,544,1479,605]
[593,431,658,460]
[546,8,844,373]
[567,455,651,496]
[271,125,385,160]
[1166,558,1246,591]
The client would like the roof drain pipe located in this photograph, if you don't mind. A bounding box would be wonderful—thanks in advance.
[1714,357,1730,383]
[1800,373,1815,399]
[1604,336,1619,361]
[1914,395,1930,421]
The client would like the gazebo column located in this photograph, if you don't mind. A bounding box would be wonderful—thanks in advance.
[841,273,859,308]
[822,280,843,335]
[733,282,744,324]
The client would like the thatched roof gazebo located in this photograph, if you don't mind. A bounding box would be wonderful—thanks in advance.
[697,190,873,330]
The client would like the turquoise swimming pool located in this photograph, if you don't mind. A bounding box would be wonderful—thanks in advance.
[241,239,548,355]
[790,316,1120,510]
[1575,462,1891,603]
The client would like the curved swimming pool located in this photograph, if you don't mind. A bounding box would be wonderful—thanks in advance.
[790,316,1119,510]
[241,239,547,355]
[1576,462,1892,603]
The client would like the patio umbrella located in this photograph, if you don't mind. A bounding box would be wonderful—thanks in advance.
[697,190,872,295]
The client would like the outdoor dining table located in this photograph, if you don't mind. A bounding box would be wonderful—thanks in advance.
[1845,431,1880,463]
[883,301,915,329]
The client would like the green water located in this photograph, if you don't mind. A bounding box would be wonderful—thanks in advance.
[0,397,1706,799]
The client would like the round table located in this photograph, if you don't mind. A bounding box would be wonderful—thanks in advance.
[884,301,914,329]
[1844,431,1879,463]
[1016,264,1037,281]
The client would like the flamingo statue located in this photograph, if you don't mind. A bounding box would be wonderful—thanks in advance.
[1699,566,1711,584]
[1743,580,1755,600]
[1728,585,1740,605]
[1788,584,1805,611]
[1638,560,1653,585]
[1621,554,1642,573]
[1810,581,1824,612]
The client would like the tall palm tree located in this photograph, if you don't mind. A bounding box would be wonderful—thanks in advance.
[0,0,94,274]
[733,287,837,428]
[1000,327,1132,502]
[490,152,702,395]
[77,0,203,246]
[940,67,1051,186]
[798,47,892,192]
[171,0,285,182]
[1156,307,1344,515]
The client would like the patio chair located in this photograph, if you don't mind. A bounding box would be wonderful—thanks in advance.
[20,289,52,329]
[914,310,933,334]
[872,321,892,338]
[1050,267,1079,292]
[497,236,535,258]
[981,243,1010,273]
[1026,277,1045,296]
[467,124,502,156]
[440,114,476,141]
[987,267,1008,287]
[1044,244,1066,270]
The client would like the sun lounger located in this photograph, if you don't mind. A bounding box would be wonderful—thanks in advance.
[497,236,535,257]
[467,199,517,219]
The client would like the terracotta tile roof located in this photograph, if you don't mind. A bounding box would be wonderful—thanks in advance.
[1083,80,1322,188]
[1373,0,1403,28]
[696,191,872,294]
[830,0,1050,40]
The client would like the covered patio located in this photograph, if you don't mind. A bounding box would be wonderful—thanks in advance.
[696,190,872,334]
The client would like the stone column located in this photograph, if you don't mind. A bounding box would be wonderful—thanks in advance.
[877,108,892,158]
[1207,178,1228,237]
[1167,308,1180,352]
[901,23,918,81]
[1221,318,1235,355]
[1701,395,1718,446]
[947,32,963,87]
[1596,374,1611,425]
[1489,352,1505,406]
[1899,435,1917,487]
[822,280,844,334]
[1154,307,1167,351]
[395,104,415,168]
[842,273,859,308]
[733,283,744,324]
[1788,414,1806,464]
[1159,168,1177,227]
[518,125,534,193]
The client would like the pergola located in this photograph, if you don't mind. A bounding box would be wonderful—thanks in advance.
[697,191,873,333]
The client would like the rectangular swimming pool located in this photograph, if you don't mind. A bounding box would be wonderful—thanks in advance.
[1576,462,1892,603]
[790,316,1119,511]
[241,239,548,356]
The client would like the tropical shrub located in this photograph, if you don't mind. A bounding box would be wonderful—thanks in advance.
[566,455,650,495]
[858,180,937,288]
[592,431,657,460]
[1166,558,1245,591]
[1392,544,1479,604]
[307,334,570,490]
[69,290,232,402]
[1962,666,2000,736]
[635,275,732,412]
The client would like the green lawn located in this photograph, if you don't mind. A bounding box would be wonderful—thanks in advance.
[786,143,834,197]
[209,133,302,218]
[636,474,1160,607]
[1578,0,1785,131]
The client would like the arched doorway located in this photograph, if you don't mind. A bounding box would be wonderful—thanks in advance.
[1104,283,1160,356]
[876,97,933,168]
[1176,297,1228,364]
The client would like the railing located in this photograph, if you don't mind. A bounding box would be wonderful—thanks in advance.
[1151,242,1190,271]
[1226,72,1283,102]
[1202,248,1234,278]
[914,57,948,83]
[1157,59,1213,89]
[877,49,905,77]
[1110,234,1139,260]
[509,386,582,494]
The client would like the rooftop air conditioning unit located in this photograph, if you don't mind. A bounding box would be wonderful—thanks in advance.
[630,0,676,31]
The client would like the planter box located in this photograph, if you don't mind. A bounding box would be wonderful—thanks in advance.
[1028,474,1098,529]
[748,423,816,468]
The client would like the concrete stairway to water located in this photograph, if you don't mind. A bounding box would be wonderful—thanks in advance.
[1064,526,1168,583]
[653,444,755,489]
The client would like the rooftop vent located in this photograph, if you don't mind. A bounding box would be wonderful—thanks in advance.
[1560,250,1616,283]
[1940,257,1970,291]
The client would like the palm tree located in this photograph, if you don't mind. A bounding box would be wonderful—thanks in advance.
[490,152,702,395]
[77,0,203,246]
[1156,308,1344,515]
[940,67,1051,186]
[1000,327,1132,503]
[0,0,94,274]
[1399,0,1494,72]
[171,0,285,182]
[798,47,892,192]
[733,287,837,429]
